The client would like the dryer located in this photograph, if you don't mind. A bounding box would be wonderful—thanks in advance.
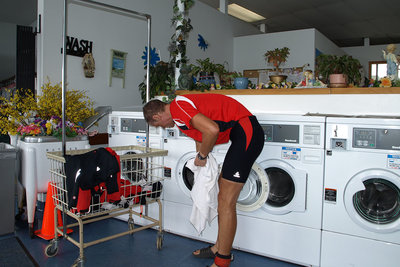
[162,126,269,243]
[107,108,163,226]
[234,114,325,267]
[321,116,400,267]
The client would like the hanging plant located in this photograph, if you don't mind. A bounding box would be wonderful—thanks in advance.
[169,0,194,90]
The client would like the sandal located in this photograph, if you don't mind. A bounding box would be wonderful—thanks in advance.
[192,246,215,259]
[192,246,234,261]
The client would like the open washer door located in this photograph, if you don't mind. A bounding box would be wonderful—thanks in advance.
[237,162,270,212]
[260,159,307,215]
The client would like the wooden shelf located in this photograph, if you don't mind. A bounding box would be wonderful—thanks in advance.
[174,87,400,95]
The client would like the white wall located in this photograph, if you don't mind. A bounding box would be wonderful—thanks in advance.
[0,22,17,81]
[233,29,316,72]
[314,29,345,57]
[36,0,259,131]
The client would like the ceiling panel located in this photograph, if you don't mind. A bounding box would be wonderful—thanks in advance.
[199,0,400,47]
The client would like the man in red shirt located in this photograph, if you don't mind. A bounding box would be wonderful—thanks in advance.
[143,94,264,267]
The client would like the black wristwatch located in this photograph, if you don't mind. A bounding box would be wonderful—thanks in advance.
[197,152,208,160]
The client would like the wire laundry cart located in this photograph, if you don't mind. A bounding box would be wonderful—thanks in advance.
[44,145,167,266]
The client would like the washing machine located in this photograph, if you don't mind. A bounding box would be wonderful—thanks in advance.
[162,126,269,243]
[321,116,400,267]
[107,108,164,226]
[233,114,325,267]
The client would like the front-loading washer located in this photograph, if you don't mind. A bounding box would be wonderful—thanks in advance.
[234,114,325,267]
[162,126,269,243]
[321,116,400,267]
[107,108,163,226]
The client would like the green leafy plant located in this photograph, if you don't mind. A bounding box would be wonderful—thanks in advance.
[264,47,290,72]
[190,58,226,77]
[316,54,362,85]
[169,0,194,69]
[138,61,174,103]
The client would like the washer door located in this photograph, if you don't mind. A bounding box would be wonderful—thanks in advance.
[344,169,400,233]
[118,149,145,182]
[236,162,269,212]
[176,152,269,212]
[260,159,307,215]
[176,152,198,199]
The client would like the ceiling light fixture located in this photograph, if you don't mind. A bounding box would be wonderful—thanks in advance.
[228,3,266,23]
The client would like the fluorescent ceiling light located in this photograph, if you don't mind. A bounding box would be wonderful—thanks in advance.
[228,3,266,23]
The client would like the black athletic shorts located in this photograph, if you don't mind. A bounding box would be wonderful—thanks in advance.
[221,115,264,183]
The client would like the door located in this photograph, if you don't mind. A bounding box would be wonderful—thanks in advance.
[260,159,307,215]
[344,169,400,233]
[177,152,269,212]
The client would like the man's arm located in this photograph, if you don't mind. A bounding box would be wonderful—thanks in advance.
[190,113,219,166]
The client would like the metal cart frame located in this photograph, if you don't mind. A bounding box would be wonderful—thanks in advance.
[45,145,167,266]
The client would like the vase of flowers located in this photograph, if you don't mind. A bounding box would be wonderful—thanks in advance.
[0,80,96,141]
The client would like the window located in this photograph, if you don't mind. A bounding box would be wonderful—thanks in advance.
[369,61,399,80]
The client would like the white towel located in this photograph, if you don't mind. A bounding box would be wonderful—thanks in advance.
[187,153,219,235]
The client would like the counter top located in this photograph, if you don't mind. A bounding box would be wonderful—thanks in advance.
[174,87,400,95]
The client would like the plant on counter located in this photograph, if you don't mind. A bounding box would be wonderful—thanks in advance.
[0,80,96,138]
[190,58,226,77]
[316,54,362,86]
[264,47,290,73]
[138,61,175,103]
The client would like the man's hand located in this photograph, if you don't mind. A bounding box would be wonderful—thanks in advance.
[194,155,207,167]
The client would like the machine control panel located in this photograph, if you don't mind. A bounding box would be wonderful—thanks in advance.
[120,118,147,133]
[353,128,400,150]
[261,124,299,144]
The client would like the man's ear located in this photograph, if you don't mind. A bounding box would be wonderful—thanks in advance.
[152,114,160,122]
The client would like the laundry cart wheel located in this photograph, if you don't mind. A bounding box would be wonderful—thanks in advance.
[128,218,135,234]
[156,231,164,250]
[72,257,84,267]
[44,240,58,257]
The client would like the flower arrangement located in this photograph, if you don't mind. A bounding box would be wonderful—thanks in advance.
[368,77,400,87]
[0,80,96,139]
[0,88,37,135]
[16,116,88,139]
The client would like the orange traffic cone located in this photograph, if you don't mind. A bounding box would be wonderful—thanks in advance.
[35,182,73,240]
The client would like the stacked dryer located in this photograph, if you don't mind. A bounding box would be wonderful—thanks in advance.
[322,116,400,267]
[234,114,326,267]
[107,108,164,226]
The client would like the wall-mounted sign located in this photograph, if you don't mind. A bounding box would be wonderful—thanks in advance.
[109,49,127,88]
[66,36,93,57]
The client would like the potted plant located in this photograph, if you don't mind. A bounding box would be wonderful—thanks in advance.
[264,47,290,84]
[316,54,362,87]
[227,71,248,89]
[138,61,175,103]
[190,58,226,86]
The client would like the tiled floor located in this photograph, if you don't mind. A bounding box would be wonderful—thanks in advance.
[13,211,301,267]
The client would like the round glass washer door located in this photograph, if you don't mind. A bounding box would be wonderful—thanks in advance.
[344,169,400,233]
[236,162,269,212]
[176,152,269,212]
[260,159,307,215]
[176,152,198,199]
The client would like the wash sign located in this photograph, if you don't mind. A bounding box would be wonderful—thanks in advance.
[66,36,93,57]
